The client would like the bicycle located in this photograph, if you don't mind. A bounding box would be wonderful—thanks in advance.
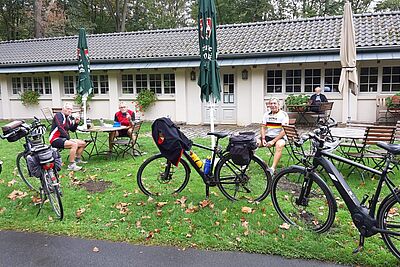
[1,118,64,220]
[137,132,272,201]
[271,121,400,259]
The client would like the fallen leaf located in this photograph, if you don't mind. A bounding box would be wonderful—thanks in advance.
[175,196,187,207]
[7,179,17,187]
[136,220,142,228]
[222,208,227,215]
[126,173,132,177]
[199,199,213,208]
[93,247,100,252]
[147,196,154,202]
[76,208,86,218]
[156,201,168,208]
[186,233,192,238]
[156,209,162,217]
[214,221,220,226]
[7,190,28,200]
[116,202,130,214]
[0,207,6,214]
[279,223,291,230]
[31,195,42,204]
[146,231,154,240]
[241,207,253,214]
[244,230,249,236]
[185,202,199,214]
[48,216,54,221]
[0,179,4,184]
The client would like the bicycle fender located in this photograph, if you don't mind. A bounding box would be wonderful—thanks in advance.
[278,165,338,212]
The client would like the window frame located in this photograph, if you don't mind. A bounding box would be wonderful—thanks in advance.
[11,75,52,96]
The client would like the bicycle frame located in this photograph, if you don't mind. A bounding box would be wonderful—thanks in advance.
[309,146,400,237]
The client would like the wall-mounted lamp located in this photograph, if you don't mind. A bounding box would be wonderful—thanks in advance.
[190,70,196,81]
[242,69,248,80]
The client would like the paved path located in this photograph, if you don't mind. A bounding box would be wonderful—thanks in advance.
[0,230,347,267]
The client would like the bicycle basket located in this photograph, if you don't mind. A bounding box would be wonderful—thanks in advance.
[227,132,257,165]
[1,121,28,142]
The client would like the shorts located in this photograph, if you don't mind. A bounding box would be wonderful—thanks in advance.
[51,138,67,149]
[258,136,285,147]
[118,129,129,137]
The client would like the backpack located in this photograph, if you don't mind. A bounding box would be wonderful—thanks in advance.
[151,117,192,166]
[227,132,257,165]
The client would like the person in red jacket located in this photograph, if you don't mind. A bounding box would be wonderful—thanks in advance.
[109,102,135,151]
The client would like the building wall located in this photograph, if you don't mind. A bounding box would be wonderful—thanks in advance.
[0,60,399,124]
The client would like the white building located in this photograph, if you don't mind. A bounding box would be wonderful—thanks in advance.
[0,11,400,125]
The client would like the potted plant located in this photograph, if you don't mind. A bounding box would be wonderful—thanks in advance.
[74,93,93,110]
[137,90,157,112]
[20,90,40,106]
[285,94,309,112]
[385,93,400,111]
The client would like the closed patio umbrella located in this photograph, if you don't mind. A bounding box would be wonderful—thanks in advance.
[77,28,93,128]
[198,0,221,147]
[338,1,358,123]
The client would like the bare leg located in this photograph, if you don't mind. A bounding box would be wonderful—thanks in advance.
[70,139,86,158]
[271,139,286,171]
[109,131,119,152]
[64,140,79,163]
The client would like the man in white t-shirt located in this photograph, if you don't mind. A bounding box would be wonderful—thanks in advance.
[259,98,289,173]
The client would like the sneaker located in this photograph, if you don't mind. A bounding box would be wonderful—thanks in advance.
[75,158,88,164]
[67,163,82,171]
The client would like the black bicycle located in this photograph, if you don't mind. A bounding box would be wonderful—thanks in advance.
[137,132,272,202]
[1,118,63,220]
[271,122,400,259]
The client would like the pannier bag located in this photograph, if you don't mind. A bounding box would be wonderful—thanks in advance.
[151,117,192,166]
[1,120,29,142]
[227,132,258,165]
[27,146,62,178]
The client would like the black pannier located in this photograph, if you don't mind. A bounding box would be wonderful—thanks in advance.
[27,146,62,178]
[227,132,258,165]
[1,120,28,142]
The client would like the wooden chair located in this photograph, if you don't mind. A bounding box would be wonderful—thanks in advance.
[111,120,143,158]
[309,102,334,125]
[41,107,54,127]
[345,126,396,171]
[282,125,308,165]
[265,120,296,165]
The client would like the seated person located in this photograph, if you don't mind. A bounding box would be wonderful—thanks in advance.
[309,86,328,112]
[49,102,86,171]
[258,98,289,174]
[109,102,135,151]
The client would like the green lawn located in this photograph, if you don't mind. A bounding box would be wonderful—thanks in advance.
[0,120,399,266]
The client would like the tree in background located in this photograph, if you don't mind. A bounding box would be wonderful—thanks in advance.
[375,0,400,11]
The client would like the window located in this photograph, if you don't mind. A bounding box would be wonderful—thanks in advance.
[64,76,75,95]
[266,70,282,93]
[304,69,321,92]
[136,74,147,94]
[223,74,234,104]
[149,74,162,94]
[164,74,175,94]
[285,69,301,93]
[92,74,109,95]
[12,76,52,95]
[122,74,134,94]
[382,67,400,92]
[324,68,341,92]
[359,67,378,92]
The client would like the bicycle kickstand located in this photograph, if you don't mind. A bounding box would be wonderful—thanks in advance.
[36,189,45,217]
[353,234,365,254]
[205,185,210,200]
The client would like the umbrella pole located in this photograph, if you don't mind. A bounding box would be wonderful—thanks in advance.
[82,93,88,129]
[347,83,351,124]
[210,96,216,148]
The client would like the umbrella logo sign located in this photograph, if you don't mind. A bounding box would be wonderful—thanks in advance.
[77,48,90,76]
[199,18,212,40]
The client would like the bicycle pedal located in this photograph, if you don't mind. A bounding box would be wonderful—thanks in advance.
[352,245,364,254]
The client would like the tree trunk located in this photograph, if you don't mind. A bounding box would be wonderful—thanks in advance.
[34,0,43,38]
[120,0,129,32]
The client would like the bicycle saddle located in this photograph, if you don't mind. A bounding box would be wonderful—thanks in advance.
[207,132,229,139]
[377,142,400,155]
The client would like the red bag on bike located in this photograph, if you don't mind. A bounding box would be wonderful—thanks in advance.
[151,117,192,166]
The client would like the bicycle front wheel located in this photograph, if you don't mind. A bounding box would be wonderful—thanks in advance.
[137,154,190,196]
[271,167,336,233]
[215,154,272,202]
[43,169,63,220]
[17,152,41,192]
[378,192,400,260]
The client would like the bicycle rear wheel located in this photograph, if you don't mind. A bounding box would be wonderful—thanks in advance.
[17,152,41,192]
[43,169,63,220]
[271,167,336,233]
[137,154,190,196]
[378,192,400,260]
[215,154,271,202]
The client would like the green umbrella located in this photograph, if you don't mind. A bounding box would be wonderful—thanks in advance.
[198,0,221,102]
[77,28,93,128]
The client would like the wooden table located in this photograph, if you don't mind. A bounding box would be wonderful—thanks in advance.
[79,125,127,158]
[330,127,366,156]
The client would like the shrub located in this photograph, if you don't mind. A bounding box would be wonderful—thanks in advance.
[137,90,157,111]
[20,90,40,106]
